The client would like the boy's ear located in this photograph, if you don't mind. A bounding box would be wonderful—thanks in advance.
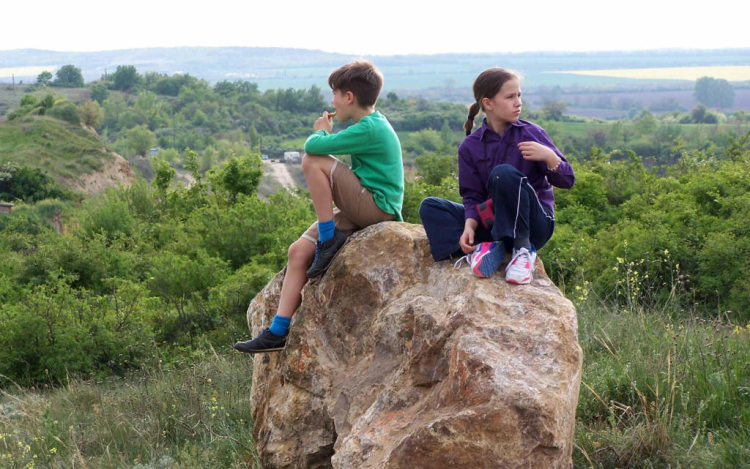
[345,90,356,105]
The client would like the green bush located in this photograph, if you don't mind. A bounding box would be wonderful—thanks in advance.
[47,102,80,125]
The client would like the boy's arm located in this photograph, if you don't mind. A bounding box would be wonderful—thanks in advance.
[304,121,372,156]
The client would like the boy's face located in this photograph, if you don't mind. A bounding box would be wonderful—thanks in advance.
[331,89,355,121]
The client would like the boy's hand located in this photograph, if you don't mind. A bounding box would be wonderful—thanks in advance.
[518,141,558,167]
[313,112,334,133]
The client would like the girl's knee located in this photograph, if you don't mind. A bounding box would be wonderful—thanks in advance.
[489,164,520,181]
[419,197,441,216]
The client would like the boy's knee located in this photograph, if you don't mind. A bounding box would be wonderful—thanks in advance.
[288,239,313,269]
[301,153,333,173]
[301,153,316,172]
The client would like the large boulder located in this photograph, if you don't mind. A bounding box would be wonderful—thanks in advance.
[246,222,582,469]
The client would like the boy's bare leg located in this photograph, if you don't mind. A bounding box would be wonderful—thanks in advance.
[276,238,316,318]
[302,153,336,221]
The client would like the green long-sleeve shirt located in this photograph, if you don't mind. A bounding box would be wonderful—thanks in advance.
[304,111,404,221]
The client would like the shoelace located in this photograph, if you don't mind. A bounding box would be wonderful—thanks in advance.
[506,249,530,272]
[453,251,475,269]
[312,242,322,264]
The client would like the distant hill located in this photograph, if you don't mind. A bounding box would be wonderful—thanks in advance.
[0,116,134,195]
[2,47,748,94]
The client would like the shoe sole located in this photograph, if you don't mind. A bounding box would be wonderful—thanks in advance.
[473,247,504,278]
[506,275,532,285]
[235,346,286,354]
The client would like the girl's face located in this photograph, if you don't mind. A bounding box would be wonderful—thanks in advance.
[482,79,522,125]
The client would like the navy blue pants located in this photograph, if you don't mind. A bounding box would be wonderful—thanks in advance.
[419,164,555,261]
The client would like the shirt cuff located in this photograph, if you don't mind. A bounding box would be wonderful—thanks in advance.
[464,207,480,223]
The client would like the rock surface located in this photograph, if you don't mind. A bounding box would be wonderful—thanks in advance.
[246,222,582,469]
[62,151,135,196]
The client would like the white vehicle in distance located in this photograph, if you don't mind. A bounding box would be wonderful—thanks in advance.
[283,151,301,164]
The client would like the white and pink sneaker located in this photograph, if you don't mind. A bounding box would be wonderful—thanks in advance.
[505,247,536,284]
[454,242,503,278]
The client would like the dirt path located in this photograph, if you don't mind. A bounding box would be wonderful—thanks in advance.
[264,161,296,190]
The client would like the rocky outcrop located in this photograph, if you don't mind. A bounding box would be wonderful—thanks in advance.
[246,222,582,469]
[63,151,135,196]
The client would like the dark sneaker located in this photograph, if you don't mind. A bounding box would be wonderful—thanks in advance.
[306,229,347,278]
[234,328,287,354]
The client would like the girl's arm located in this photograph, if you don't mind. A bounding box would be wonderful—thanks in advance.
[538,127,575,189]
[457,146,486,223]
[519,127,575,189]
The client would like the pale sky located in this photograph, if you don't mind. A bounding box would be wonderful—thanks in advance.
[1,0,748,55]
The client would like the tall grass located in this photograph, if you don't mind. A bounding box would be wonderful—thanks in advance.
[571,259,750,468]
[0,343,260,469]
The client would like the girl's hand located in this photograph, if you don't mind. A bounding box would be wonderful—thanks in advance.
[459,225,476,254]
[518,141,558,166]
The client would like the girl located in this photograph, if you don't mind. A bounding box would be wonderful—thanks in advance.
[419,68,575,284]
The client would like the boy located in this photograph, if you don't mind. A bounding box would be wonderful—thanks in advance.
[235,60,403,354]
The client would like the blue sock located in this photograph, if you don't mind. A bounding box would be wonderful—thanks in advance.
[318,219,335,243]
[269,315,291,336]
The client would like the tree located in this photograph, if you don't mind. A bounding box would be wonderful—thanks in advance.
[112,65,141,91]
[127,125,156,156]
[440,119,453,146]
[78,100,104,127]
[247,124,260,149]
[690,105,719,124]
[694,76,735,109]
[90,83,109,104]
[52,65,84,88]
[0,163,65,202]
[542,100,567,121]
[633,110,657,136]
[36,71,53,87]
[209,155,263,200]
[151,157,175,192]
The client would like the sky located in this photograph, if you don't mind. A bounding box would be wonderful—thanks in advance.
[1,0,749,55]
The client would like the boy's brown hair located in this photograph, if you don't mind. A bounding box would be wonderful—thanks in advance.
[328,60,383,107]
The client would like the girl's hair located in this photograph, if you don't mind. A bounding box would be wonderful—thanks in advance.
[464,68,520,136]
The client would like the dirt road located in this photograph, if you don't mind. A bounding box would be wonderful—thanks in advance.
[264,161,296,190]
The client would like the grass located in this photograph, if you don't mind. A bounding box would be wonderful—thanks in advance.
[1,302,747,469]
[0,344,260,469]
[1,281,748,468]
[0,115,112,182]
[569,261,750,469]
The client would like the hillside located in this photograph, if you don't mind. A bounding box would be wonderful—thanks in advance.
[0,115,134,195]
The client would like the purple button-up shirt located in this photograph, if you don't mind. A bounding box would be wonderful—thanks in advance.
[458,118,575,222]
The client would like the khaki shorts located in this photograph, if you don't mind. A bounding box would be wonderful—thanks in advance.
[302,158,393,243]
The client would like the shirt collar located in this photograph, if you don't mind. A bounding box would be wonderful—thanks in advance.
[478,118,523,141]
